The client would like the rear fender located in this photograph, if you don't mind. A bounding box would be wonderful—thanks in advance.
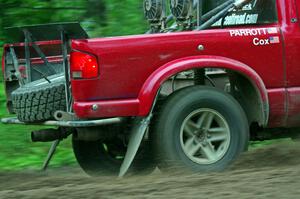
[138,55,269,126]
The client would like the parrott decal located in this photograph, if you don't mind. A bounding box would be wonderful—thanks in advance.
[230,28,278,37]
[229,28,280,46]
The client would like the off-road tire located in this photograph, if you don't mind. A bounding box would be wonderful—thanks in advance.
[11,74,66,123]
[152,86,249,173]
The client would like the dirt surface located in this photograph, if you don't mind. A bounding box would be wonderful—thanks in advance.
[1,141,300,199]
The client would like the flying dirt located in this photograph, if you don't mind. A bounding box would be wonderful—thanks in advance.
[1,141,300,199]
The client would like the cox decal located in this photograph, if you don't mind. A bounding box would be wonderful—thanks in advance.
[253,38,269,46]
[253,36,280,46]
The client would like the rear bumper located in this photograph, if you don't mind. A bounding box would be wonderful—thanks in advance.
[73,99,141,119]
[1,117,123,127]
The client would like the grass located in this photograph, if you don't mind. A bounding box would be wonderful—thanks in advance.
[0,84,76,171]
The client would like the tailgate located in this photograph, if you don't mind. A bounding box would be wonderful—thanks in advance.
[2,22,88,113]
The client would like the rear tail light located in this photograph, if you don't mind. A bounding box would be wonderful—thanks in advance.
[70,51,99,79]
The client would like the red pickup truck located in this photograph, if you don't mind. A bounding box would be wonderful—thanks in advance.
[1,0,298,176]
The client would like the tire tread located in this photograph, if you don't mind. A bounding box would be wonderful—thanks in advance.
[11,78,66,122]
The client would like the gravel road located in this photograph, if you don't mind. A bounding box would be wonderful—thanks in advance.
[1,141,300,199]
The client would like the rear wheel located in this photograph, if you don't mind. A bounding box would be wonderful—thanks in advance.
[152,86,249,172]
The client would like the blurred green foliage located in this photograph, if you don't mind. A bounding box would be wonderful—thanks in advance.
[0,84,76,170]
[0,0,148,170]
[0,0,148,40]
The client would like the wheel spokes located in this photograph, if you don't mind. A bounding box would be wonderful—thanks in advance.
[197,112,208,128]
[180,108,231,165]
[197,112,214,129]
[187,143,202,156]
[208,128,228,142]
[216,142,227,156]
[204,113,214,129]
[208,127,226,133]
[183,121,198,137]
[200,143,217,161]
[208,134,228,142]
[184,137,195,150]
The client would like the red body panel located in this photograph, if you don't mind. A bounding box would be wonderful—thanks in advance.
[267,88,287,127]
[4,0,300,129]
[71,1,288,126]
[71,27,283,100]
[281,0,300,126]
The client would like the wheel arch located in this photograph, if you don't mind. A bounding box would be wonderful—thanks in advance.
[138,55,269,127]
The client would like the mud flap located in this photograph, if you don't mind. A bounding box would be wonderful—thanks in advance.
[119,117,151,177]
[119,88,161,177]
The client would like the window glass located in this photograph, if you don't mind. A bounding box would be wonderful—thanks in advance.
[203,0,278,26]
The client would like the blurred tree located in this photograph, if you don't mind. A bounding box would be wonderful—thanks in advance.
[0,0,147,39]
[84,0,107,25]
[0,0,148,81]
[0,0,89,39]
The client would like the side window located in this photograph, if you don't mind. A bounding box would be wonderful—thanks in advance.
[204,0,278,27]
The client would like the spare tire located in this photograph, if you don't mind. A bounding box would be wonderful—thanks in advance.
[12,74,66,123]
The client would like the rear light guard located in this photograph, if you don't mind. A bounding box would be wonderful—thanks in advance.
[70,50,99,79]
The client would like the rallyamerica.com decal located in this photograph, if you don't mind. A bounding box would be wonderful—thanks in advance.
[229,28,280,46]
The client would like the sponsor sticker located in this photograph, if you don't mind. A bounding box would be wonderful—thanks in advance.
[229,28,280,46]
[230,28,278,37]
[214,13,259,26]
[253,36,280,46]
[230,28,266,37]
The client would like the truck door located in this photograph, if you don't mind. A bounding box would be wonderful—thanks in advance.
[204,0,285,127]
[285,0,300,126]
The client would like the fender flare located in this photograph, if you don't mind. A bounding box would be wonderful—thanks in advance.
[138,55,269,126]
